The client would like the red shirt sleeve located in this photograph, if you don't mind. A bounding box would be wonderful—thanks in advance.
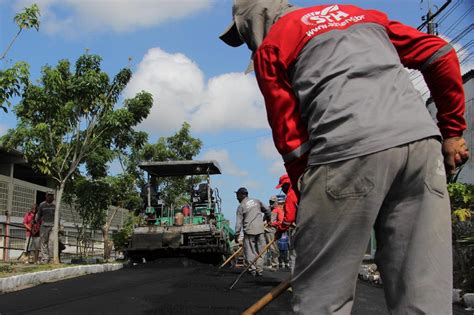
[283,188,299,226]
[23,213,30,225]
[386,20,466,138]
[254,46,309,186]
[271,207,284,228]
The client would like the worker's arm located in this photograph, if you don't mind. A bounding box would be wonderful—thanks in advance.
[260,202,271,223]
[271,207,284,228]
[254,46,309,190]
[23,214,31,231]
[35,205,42,223]
[386,19,468,173]
[234,206,243,241]
[282,188,298,229]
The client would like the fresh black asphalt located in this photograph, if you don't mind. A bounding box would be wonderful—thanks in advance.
[0,258,471,314]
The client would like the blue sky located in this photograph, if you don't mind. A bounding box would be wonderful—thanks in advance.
[1,0,472,227]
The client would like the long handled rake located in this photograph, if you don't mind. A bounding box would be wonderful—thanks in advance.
[242,277,292,315]
[219,246,243,270]
[17,235,31,261]
[229,238,276,290]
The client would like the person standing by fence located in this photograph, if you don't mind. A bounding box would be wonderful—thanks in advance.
[22,204,41,263]
[36,191,55,263]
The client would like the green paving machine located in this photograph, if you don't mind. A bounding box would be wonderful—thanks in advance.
[124,160,234,263]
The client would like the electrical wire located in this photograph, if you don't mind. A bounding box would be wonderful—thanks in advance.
[437,0,463,25]
[460,54,473,65]
[448,23,473,46]
[409,25,472,84]
[444,7,473,37]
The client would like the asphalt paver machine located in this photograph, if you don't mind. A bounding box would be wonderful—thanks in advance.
[124,160,234,264]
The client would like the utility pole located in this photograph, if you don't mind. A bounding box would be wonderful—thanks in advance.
[426,8,435,34]
[417,0,452,34]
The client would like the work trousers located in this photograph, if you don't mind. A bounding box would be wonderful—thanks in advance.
[264,228,279,267]
[40,225,53,263]
[243,233,266,274]
[292,138,452,315]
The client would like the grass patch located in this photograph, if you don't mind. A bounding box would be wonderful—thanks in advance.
[0,262,73,278]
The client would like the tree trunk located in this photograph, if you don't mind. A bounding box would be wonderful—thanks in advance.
[52,181,65,264]
[102,206,120,260]
[102,227,112,261]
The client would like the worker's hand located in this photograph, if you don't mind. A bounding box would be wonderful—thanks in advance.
[277,221,293,233]
[284,153,308,196]
[442,137,469,175]
[275,230,282,240]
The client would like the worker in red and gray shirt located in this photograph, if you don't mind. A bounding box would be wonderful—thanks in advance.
[275,174,298,270]
[220,1,469,313]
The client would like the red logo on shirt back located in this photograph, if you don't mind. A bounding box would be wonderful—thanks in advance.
[301,5,349,25]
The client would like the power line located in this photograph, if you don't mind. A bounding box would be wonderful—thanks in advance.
[444,6,473,37]
[437,0,463,25]
[448,23,473,46]
[418,0,452,33]
[460,54,472,65]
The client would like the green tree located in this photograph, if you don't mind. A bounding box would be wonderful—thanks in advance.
[448,182,474,292]
[137,122,203,207]
[64,177,110,257]
[65,128,148,260]
[1,4,40,113]
[1,53,153,264]
[112,214,141,252]
[102,173,143,260]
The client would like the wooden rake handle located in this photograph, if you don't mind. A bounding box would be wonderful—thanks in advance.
[242,277,292,315]
[229,238,277,290]
[219,246,243,269]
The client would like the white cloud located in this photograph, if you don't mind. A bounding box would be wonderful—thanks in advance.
[124,48,205,132]
[268,160,286,176]
[0,124,9,137]
[201,149,248,177]
[192,73,267,131]
[124,47,267,133]
[241,179,263,193]
[14,0,214,34]
[256,138,279,160]
[256,138,285,176]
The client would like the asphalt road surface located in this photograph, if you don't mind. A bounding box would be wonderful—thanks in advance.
[0,258,471,314]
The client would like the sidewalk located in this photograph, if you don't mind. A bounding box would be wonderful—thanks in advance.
[0,262,123,294]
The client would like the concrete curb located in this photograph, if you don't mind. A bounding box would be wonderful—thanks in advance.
[0,263,124,294]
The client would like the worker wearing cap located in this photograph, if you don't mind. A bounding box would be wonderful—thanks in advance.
[36,191,56,263]
[276,174,298,270]
[265,195,282,270]
[234,187,271,276]
[275,174,298,231]
[220,1,468,313]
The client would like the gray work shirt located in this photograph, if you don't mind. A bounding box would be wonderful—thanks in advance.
[235,197,271,236]
[36,201,55,226]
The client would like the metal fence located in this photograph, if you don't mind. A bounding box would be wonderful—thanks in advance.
[0,174,130,261]
[0,221,120,261]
